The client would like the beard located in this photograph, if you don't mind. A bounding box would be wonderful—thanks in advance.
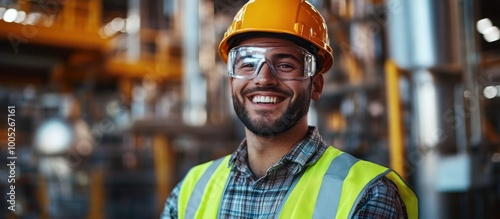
[232,85,312,137]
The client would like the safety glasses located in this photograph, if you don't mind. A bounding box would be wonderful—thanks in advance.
[227,45,317,81]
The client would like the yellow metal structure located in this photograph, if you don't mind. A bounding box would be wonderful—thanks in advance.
[153,134,176,214]
[0,0,182,83]
[385,59,407,179]
[0,0,105,50]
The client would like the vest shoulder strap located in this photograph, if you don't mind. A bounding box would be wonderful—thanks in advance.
[178,156,231,219]
[385,171,419,219]
[280,146,410,219]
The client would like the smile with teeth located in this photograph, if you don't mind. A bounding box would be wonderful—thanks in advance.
[252,95,280,104]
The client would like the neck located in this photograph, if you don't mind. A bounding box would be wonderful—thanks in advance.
[245,118,309,178]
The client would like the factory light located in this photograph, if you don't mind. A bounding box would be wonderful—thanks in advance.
[0,7,6,20]
[14,10,25,23]
[35,118,73,154]
[3,8,18,23]
[24,12,39,25]
[483,85,500,99]
[99,17,127,38]
[477,18,500,43]
[126,14,140,34]
[110,17,125,32]
[103,24,115,36]
[483,26,500,42]
[476,18,493,34]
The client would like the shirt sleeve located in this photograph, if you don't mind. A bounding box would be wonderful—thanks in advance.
[351,177,408,219]
[160,179,183,219]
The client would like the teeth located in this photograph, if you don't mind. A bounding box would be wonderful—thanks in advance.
[252,96,278,104]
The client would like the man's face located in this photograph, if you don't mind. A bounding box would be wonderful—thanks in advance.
[229,37,323,137]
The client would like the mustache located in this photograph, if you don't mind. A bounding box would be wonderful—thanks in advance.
[241,87,292,97]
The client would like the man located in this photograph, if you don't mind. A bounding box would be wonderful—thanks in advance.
[162,0,418,218]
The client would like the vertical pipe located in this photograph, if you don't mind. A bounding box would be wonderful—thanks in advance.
[387,0,460,69]
[411,70,443,219]
[182,0,207,126]
[461,0,482,148]
[127,0,141,61]
[87,169,105,219]
[37,175,49,219]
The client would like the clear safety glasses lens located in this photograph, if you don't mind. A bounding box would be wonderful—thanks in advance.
[227,46,316,80]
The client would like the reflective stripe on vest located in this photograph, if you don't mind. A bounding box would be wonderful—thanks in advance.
[178,156,231,219]
[178,147,418,219]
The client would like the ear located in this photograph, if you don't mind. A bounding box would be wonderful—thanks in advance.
[229,77,234,91]
[310,73,324,100]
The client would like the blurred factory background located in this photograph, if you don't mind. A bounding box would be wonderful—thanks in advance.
[0,0,499,218]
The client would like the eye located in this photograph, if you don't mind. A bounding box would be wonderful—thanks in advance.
[237,57,259,69]
[274,57,302,73]
[240,62,256,68]
[275,63,296,72]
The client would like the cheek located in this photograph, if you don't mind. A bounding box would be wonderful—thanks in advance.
[230,80,245,98]
[292,83,312,100]
[229,79,238,93]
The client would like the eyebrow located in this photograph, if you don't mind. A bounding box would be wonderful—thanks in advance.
[235,54,262,63]
[271,53,302,63]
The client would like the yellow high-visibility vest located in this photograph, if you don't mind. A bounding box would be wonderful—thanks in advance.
[178,147,418,219]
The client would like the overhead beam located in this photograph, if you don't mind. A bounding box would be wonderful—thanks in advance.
[0,22,106,52]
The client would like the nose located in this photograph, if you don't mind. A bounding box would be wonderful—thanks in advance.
[254,61,278,86]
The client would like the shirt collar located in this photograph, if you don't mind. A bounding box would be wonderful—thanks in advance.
[229,126,328,176]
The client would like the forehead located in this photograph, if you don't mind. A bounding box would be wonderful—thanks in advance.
[237,37,300,48]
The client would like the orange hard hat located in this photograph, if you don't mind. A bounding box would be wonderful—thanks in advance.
[218,0,333,74]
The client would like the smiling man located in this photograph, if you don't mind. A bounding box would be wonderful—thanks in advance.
[161,0,418,218]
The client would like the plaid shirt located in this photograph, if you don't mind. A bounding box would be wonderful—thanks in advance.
[162,127,408,218]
